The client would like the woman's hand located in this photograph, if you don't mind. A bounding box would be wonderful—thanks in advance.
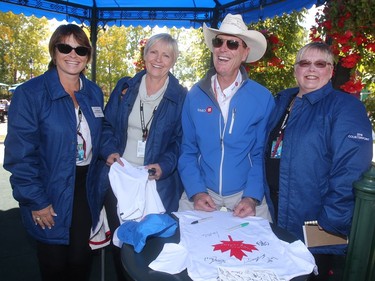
[146,163,162,180]
[32,205,57,229]
[106,153,123,166]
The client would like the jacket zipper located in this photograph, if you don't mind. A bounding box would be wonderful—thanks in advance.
[228,108,236,134]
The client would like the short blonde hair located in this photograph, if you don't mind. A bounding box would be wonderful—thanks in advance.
[143,33,179,65]
[295,42,334,66]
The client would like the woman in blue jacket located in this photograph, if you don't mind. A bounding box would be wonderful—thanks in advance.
[98,33,186,280]
[4,24,105,281]
[264,42,372,280]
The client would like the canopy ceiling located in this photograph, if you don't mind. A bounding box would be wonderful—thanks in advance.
[0,0,323,28]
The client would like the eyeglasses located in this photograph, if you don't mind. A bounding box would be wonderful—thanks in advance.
[295,60,332,68]
[212,37,246,50]
[56,43,90,57]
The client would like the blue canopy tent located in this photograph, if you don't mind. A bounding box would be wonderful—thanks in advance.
[0,0,324,81]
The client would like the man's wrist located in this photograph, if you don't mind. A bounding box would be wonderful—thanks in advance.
[243,197,260,206]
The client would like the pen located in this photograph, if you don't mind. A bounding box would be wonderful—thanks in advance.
[227,222,249,231]
[191,216,213,224]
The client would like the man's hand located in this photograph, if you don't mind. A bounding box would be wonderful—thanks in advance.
[233,197,257,218]
[193,192,216,212]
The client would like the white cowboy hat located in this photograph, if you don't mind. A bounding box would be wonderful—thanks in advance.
[203,13,267,63]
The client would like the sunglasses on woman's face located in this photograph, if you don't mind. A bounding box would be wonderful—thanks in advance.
[212,37,246,50]
[55,43,90,57]
[295,60,332,68]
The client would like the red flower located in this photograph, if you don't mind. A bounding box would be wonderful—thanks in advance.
[340,79,364,94]
[341,53,361,68]
[336,34,350,45]
[352,34,367,46]
[365,43,375,52]
[341,45,352,54]
[268,34,279,44]
[331,44,341,56]
[268,56,283,67]
[322,20,332,30]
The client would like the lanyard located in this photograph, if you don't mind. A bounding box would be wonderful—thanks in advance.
[77,108,83,131]
[76,108,86,159]
[140,101,157,141]
[271,96,297,158]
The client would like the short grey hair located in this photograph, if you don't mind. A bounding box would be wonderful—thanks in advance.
[295,42,334,65]
[143,33,179,65]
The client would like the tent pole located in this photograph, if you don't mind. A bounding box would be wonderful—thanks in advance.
[90,7,98,83]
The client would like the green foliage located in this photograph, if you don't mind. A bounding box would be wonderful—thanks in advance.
[246,11,308,95]
[311,0,375,95]
[0,12,49,88]
[95,25,152,99]
[169,27,211,88]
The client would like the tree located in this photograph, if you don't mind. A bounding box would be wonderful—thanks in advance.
[94,25,152,99]
[310,0,375,96]
[169,27,211,88]
[0,12,49,85]
[246,10,308,95]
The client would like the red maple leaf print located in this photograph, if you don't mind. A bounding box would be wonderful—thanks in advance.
[212,235,258,260]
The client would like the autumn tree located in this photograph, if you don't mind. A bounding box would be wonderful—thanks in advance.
[246,10,308,95]
[0,12,49,85]
[95,25,152,99]
[169,27,211,88]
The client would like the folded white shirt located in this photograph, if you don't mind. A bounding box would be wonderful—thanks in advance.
[109,158,165,222]
[109,158,166,247]
[149,243,188,274]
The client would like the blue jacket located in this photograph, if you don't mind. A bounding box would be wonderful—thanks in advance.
[178,66,275,201]
[264,82,373,254]
[3,68,105,244]
[99,70,187,212]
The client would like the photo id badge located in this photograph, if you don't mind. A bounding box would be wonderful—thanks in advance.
[76,144,85,161]
[137,140,146,158]
[270,140,283,159]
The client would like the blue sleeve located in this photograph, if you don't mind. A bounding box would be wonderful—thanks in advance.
[243,91,275,201]
[3,86,50,210]
[319,96,373,235]
[156,92,186,179]
[99,78,128,160]
[178,92,208,199]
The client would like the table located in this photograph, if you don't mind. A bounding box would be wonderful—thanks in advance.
[121,221,310,281]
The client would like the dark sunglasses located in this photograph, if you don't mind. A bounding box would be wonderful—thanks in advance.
[295,60,332,68]
[212,37,246,50]
[55,43,90,57]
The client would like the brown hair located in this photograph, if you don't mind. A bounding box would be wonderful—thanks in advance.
[48,24,92,70]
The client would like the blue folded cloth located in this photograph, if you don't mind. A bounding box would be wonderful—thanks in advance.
[117,213,177,253]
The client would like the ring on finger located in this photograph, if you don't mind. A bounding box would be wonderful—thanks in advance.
[35,217,41,221]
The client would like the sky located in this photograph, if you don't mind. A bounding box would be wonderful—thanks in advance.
[302,4,321,30]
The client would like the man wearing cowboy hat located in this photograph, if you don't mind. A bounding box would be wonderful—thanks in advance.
[178,14,274,219]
